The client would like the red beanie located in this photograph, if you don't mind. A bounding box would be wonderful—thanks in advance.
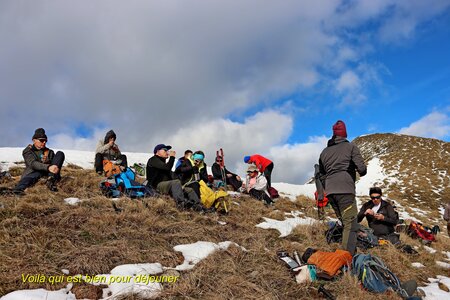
[332,120,347,138]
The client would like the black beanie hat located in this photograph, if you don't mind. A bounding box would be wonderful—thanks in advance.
[369,187,382,196]
[104,130,116,144]
[32,128,47,140]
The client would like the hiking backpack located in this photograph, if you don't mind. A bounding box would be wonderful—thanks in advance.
[103,160,122,177]
[407,221,436,244]
[268,186,279,199]
[199,180,230,213]
[351,253,409,298]
[100,168,158,199]
[325,222,378,250]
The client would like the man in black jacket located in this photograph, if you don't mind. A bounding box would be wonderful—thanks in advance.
[358,187,399,244]
[319,120,367,255]
[14,128,65,192]
[146,144,202,210]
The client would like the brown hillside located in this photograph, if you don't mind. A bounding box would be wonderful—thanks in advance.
[1,164,449,299]
[353,134,449,215]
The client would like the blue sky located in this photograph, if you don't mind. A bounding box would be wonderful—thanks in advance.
[0,1,449,183]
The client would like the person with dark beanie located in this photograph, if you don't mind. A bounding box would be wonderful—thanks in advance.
[357,187,400,244]
[94,130,128,175]
[14,128,65,192]
[319,120,367,255]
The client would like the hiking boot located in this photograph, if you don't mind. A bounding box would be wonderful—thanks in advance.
[46,176,58,192]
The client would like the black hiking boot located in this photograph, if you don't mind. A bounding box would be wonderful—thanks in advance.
[46,176,58,192]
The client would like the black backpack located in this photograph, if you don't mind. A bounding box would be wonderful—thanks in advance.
[325,222,379,250]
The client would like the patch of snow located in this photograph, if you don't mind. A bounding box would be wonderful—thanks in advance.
[436,261,450,269]
[272,182,316,201]
[173,241,245,271]
[0,147,151,171]
[218,221,227,225]
[284,211,304,217]
[411,262,425,268]
[356,157,387,196]
[424,246,437,254]
[443,251,450,261]
[1,287,76,300]
[256,216,316,237]
[64,198,81,205]
[61,269,70,275]
[419,276,450,299]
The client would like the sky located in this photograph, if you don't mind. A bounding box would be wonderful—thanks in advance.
[0,0,449,184]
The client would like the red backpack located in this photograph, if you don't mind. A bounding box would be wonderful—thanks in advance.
[407,221,436,244]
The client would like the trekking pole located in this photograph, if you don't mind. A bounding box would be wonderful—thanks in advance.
[318,285,335,300]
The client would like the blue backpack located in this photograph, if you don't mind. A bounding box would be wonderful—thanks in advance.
[100,168,158,199]
[351,254,408,298]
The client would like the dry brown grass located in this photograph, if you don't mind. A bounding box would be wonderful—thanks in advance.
[1,165,449,299]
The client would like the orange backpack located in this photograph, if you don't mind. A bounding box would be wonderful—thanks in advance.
[307,249,352,277]
[103,160,122,177]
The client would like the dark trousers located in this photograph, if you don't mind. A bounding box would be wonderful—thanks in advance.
[263,163,274,188]
[186,181,201,198]
[328,194,358,255]
[249,188,272,204]
[227,175,242,191]
[156,180,200,209]
[15,151,65,191]
[95,153,128,173]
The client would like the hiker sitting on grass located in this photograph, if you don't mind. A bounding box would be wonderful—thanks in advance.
[244,154,274,188]
[175,149,193,169]
[14,128,65,192]
[357,187,400,244]
[95,130,128,175]
[242,165,272,205]
[211,155,242,191]
[175,151,209,198]
[146,144,203,211]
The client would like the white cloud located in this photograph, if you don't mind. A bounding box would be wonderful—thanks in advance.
[0,0,448,170]
[399,111,450,139]
[335,70,361,93]
[267,136,328,184]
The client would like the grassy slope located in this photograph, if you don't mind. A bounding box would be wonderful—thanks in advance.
[0,165,449,299]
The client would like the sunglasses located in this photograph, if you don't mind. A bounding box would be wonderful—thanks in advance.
[38,139,47,143]
[216,159,223,162]
[370,196,381,200]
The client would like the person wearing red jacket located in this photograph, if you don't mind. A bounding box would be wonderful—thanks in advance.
[244,154,274,188]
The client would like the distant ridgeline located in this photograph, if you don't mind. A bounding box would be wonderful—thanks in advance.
[353,133,449,210]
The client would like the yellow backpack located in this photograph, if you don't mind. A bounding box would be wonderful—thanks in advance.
[199,180,230,213]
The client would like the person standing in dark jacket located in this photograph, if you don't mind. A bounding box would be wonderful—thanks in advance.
[146,144,202,210]
[319,120,367,255]
[14,128,65,192]
[357,187,399,244]
[212,155,242,191]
